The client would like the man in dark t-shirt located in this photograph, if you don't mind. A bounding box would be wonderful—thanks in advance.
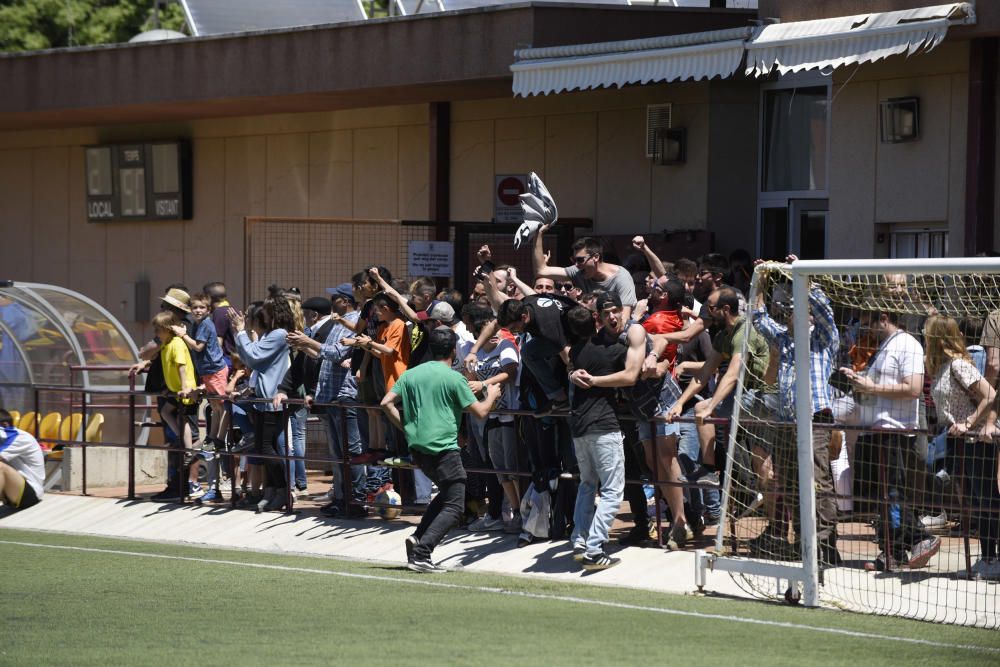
[565,305,627,572]
[465,293,577,415]
[204,282,238,362]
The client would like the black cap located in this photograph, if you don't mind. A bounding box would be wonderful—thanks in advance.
[428,326,458,358]
[301,296,332,315]
[595,292,623,312]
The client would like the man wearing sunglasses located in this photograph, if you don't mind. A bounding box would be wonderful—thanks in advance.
[532,225,636,321]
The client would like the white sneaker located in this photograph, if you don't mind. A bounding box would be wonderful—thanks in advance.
[919,512,948,529]
[467,515,505,532]
[311,489,335,502]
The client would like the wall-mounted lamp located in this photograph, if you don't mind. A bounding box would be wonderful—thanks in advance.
[654,127,687,165]
[879,97,919,143]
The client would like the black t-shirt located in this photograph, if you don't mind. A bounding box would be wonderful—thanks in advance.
[569,331,626,438]
[522,293,578,349]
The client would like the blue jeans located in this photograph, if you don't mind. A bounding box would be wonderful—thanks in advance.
[676,409,720,521]
[290,407,308,490]
[571,430,625,557]
[325,405,367,504]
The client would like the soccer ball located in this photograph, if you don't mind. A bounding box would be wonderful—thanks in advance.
[375,486,403,520]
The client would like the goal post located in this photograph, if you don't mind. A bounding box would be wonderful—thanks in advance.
[700,257,1000,627]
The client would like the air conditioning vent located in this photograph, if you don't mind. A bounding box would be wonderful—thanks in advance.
[646,103,672,158]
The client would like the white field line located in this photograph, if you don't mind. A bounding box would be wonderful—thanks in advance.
[2,538,997,655]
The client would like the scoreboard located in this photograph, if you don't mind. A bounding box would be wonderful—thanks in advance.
[85,141,192,222]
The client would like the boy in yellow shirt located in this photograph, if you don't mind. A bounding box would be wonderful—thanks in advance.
[150,311,204,498]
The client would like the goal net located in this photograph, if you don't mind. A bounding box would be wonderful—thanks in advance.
[712,258,1000,628]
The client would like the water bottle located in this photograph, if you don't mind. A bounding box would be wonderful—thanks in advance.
[888,489,901,530]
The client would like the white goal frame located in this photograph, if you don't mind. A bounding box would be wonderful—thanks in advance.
[697,256,1000,608]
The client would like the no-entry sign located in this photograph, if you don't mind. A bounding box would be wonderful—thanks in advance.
[494,174,527,223]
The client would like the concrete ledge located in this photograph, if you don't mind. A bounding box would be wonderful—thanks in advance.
[0,494,749,599]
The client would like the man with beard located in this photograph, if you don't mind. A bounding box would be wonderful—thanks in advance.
[666,287,770,487]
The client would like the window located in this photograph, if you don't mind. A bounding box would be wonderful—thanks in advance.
[762,86,828,192]
[890,229,948,258]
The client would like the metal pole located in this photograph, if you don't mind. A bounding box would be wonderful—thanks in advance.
[284,406,293,514]
[340,405,352,513]
[127,374,136,500]
[792,271,819,606]
[80,385,88,496]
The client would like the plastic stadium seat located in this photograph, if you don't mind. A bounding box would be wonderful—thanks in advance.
[8,410,20,428]
[37,412,62,450]
[58,413,83,443]
[84,413,105,443]
[19,411,37,435]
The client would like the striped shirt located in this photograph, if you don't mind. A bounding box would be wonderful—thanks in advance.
[751,286,839,421]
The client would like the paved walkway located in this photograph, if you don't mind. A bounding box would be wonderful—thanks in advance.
[0,493,750,599]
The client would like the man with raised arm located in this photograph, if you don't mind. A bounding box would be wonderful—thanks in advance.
[532,224,636,321]
[750,257,841,564]
[382,327,501,573]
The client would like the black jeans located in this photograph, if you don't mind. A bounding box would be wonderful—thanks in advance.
[410,448,467,561]
[621,421,650,532]
[856,432,931,558]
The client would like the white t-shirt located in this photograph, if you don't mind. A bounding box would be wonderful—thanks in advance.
[858,330,924,430]
[473,339,520,422]
[0,426,45,499]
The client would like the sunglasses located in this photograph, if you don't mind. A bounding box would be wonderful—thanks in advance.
[572,254,593,265]
[557,283,574,291]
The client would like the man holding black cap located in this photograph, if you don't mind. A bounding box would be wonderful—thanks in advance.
[382,327,502,573]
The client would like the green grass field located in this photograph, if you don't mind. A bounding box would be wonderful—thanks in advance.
[1,527,998,666]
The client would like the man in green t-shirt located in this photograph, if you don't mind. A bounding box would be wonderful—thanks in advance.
[666,286,771,486]
[382,327,501,573]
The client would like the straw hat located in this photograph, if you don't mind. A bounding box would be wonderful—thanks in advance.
[161,288,191,313]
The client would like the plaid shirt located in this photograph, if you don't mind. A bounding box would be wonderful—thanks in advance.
[316,311,360,404]
[751,286,839,421]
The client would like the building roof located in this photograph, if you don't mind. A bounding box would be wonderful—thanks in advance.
[179,0,370,36]
[0,4,753,131]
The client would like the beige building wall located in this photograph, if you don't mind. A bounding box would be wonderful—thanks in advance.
[451,82,711,233]
[828,41,969,258]
[0,86,713,343]
[0,105,431,342]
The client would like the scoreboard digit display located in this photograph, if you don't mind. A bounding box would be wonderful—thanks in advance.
[85,140,192,222]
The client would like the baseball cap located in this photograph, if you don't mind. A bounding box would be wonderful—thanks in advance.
[325,283,356,304]
[594,292,622,312]
[417,300,456,323]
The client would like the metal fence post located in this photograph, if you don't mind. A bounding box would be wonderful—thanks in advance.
[127,374,136,500]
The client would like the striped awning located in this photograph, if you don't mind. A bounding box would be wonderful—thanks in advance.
[745,3,975,76]
[511,27,752,97]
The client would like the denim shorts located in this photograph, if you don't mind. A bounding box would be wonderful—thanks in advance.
[636,412,681,441]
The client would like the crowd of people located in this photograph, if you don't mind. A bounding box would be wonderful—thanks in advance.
[2,223,999,580]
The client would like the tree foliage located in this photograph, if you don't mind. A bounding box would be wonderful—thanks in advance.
[0,0,189,52]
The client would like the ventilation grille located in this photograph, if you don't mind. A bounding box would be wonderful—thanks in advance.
[646,103,672,158]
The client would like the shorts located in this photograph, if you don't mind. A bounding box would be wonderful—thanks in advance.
[2,473,40,511]
[201,367,229,398]
[161,397,199,434]
[637,416,680,442]
[485,419,518,482]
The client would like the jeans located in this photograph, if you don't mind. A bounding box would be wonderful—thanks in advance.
[410,448,467,561]
[676,407,720,520]
[571,430,625,557]
[325,405,367,505]
[252,408,288,489]
[521,336,567,400]
[290,407,308,490]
